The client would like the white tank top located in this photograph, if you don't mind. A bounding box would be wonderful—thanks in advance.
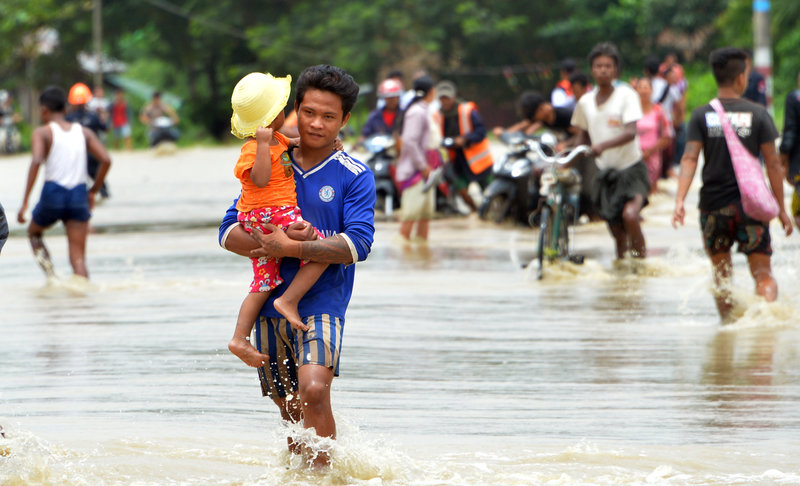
[44,121,88,189]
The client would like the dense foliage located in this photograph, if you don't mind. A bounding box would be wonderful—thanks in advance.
[2,0,797,144]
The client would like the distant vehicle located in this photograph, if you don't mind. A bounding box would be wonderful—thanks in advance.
[362,134,398,216]
[478,131,558,225]
[150,116,179,147]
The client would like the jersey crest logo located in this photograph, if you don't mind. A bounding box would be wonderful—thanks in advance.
[319,185,335,202]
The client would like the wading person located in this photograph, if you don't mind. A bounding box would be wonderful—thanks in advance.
[17,86,111,280]
[571,42,649,261]
[672,47,793,322]
[218,65,375,469]
[396,75,436,244]
[779,71,800,230]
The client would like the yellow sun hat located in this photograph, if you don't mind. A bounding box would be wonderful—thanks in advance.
[230,72,292,139]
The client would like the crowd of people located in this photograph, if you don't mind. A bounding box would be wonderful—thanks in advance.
[6,41,800,472]
[355,43,798,326]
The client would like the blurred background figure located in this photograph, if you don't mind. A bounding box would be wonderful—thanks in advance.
[0,202,8,254]
[570,72,592,103]
[437,80,493,214]
[0,89,22,154]
[779,71,800,230]
[396,76,437,244]
[87,85,110,130]
[551,58,577,109]
[139,91,180,147]
[110,88,133,151]
[357,77,404,149]
[634,77,673,194]
[743,49,767,106]
[66,82,110,199]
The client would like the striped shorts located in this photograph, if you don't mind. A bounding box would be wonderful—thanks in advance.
[254,314,344,399]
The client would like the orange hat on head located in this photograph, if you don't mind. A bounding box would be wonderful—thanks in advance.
[68,83,93,105]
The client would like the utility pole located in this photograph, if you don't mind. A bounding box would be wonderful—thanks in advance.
[93,0,103,88]
[753,0,773,114]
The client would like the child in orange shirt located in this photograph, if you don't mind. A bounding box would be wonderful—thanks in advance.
[227,72,326,368]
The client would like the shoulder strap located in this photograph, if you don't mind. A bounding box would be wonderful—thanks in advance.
[708,98,739,147]
[657,83,670,104]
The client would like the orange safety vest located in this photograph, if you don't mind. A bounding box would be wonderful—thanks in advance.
[440,102,494,175]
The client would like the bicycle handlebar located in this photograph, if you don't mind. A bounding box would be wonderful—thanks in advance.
[530,144,593,166]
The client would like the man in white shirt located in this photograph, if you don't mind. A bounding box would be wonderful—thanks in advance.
[571,42,650,260]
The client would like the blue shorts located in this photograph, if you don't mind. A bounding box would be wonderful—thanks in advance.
[32,182,91,227]
[254,314,344,399]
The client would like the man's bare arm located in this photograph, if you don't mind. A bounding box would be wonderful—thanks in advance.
[250,224,355,265]
[592,122,637,155]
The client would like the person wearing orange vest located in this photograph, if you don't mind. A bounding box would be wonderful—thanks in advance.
[551,58,577,109]
[436,80,493,213]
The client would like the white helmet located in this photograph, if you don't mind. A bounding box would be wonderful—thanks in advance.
[378,78,403,98]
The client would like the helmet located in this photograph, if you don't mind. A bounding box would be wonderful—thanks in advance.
[68,83,93,105]
[378,78,403,98]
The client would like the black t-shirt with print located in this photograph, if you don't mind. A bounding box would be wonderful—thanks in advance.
[687,97,778,211]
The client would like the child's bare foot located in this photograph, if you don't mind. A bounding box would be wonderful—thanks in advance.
[228,337,270,368]
[274,296,310,331]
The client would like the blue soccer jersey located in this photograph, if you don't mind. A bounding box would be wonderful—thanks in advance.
[219,150,376,320]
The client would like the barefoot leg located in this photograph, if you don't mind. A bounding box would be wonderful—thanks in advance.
[228,292,271,367]
[274,262,327,331]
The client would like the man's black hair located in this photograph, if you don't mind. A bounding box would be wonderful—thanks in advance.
[588,42,621,69]
[295,64,360,117]
[561,58,576,74]
[709,47,748,86]
[519,91,546,121]
[39,86,66,113]
[386,69,404,80]
[569,72,590,88]
[396,75,435,134]
[644,55,661,76]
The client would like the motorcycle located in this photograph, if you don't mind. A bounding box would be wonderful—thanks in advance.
[149,116,179,147]
[362,134,399,217]
[478,131,558,225]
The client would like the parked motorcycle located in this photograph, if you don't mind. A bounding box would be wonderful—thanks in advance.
[363,134,399,217]
[478,131,557,225]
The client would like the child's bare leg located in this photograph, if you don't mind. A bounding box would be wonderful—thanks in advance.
[274,262,327,331]
[228,292,271,367]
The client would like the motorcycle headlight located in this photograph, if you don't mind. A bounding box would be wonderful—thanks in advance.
[509,159,530,178]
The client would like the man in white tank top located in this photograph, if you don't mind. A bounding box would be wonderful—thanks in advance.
[17,86,111,280]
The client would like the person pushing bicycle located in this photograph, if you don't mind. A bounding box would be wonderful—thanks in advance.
[571,42,649,261]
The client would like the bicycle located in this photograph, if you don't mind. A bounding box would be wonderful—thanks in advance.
[528,145,593,280]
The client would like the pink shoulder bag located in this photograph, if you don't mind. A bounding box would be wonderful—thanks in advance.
[709,98,778,222]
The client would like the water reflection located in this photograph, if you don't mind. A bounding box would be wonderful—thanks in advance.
[702,327,781,430]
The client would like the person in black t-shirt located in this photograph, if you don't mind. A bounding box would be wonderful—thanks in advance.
[779,72,800,230]
[672,47,792,322]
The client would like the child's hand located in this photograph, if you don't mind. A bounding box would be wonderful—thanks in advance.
[333,137,344,151]
[256,126,274,145]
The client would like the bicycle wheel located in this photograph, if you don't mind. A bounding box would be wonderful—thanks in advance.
[536,205,551,280]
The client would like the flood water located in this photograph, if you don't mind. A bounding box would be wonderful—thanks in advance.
[1,146,800,485]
